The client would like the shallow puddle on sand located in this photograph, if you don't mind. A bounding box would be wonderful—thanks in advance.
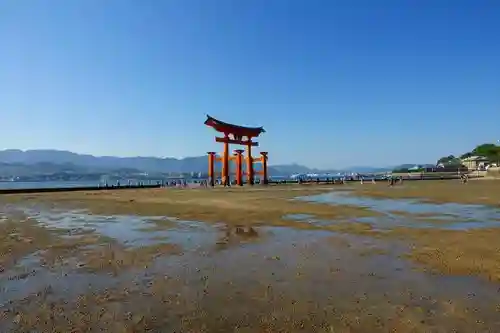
[0,265,125,307]
[283,213,315,220]
[282,213,335,227]
[297,191,500,230]
[3,225,499,331]
[0,207,268,311]
[356,215,500,231]
[10,206,223,249]
[138,227,500,330]
[2,202,500,330]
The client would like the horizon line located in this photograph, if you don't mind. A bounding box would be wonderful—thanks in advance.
[0,148,416,170]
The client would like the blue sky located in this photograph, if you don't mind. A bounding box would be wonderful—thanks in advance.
[1,0,499,169]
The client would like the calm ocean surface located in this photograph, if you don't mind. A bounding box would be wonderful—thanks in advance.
[0,178,284,190]
[0,178,276,190]
[0,175,366,190]
[0,180,170,190]
[0,181,108,190]
[0,179,266,190]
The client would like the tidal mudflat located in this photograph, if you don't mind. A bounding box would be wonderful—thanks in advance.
[1,183,500,332]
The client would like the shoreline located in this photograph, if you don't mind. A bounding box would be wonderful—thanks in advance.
[0,174,485,195]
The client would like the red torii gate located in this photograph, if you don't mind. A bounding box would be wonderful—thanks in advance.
[204,115,268,186]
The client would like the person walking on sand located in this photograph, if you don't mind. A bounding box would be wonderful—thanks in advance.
[460,173,468,184]
[389,177,394,187]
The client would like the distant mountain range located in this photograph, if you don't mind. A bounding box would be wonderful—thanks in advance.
[0,149,401,177]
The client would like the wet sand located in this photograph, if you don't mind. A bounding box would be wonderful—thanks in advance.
[1,183,500,332]
[347,179,500,206]
[301,183,500,282]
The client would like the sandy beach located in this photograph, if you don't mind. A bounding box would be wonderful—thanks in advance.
[1,181,500,332]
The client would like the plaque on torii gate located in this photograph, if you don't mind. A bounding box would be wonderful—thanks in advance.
[204,115,268,186]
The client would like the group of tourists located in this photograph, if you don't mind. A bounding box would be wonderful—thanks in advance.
[170,172,470,188]
[297,177,346,184]
[358,176,402,186]
[162,179,189,188]
[387,176,403,186]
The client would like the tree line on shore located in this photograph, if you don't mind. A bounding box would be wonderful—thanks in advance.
[438,143,500,166]
[393,143,500,173]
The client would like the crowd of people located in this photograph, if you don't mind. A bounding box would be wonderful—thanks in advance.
[105,172,470,190]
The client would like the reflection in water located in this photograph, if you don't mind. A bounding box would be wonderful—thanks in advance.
[216,226,261,249]
[297,191,500,230]
[233,226,259,237]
